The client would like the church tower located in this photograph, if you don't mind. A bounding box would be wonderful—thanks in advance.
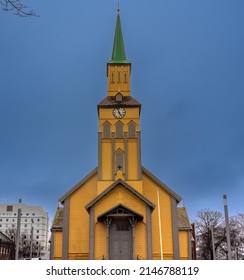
[51,9,192,261]
[97,9,142,193]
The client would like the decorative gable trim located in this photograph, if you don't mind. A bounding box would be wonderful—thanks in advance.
[85,179,155,212]
[97,203,144,221]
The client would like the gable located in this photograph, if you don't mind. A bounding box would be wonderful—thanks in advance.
[97,203,144,221]
[58,167,97,204]
[178,207,191,230]
[85,179,155,212]
[51,207,63,232]
[142,166,182,203]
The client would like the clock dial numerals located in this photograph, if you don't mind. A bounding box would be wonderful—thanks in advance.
[113,108,126,119]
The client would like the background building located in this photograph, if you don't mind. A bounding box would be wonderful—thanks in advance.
[0,232,15,260]
[0,203,49,259]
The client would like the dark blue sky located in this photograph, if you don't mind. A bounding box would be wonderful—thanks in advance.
[1,0,243,223]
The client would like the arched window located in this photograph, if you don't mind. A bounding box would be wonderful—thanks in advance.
[115,92,123,102]
[111,72,115,83]
[124,71,127,83]
[116,121,123,138]
[103,122,111,138]
[115,149,124,171]
[128,121,136,138]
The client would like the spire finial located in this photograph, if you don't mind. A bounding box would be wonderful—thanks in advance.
[117,2,120,14]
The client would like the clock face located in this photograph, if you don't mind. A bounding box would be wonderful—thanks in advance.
[113,108,126,119]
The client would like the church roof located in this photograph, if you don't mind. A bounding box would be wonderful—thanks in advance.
[85,179,156,211]
[177,207,191,230]
[51,207,63,231]
[58,167,97,204]
[97,96,141,109]
[142,166,182,203]
[108,9,130,64]
[58,166,182,205]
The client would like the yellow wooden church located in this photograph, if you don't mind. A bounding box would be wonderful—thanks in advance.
[50,10,192,260]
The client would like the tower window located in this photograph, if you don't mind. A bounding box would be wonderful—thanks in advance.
[116,122,123,138]
[124,72,127,83]
[111,72,115,83]
[115,149,124,172]
[128,121,136,138]
[115,92,123,102]
[118,71,121,83]
[103,122,111,138]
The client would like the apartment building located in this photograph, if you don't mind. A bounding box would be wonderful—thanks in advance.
[0,203,49,259]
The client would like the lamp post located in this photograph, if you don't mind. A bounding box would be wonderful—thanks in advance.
[30,219,34,259]
[223,195,231,260]
[15,199,22,260]
[210,224,216,260]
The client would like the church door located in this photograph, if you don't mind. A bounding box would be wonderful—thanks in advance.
[109,219,133,260]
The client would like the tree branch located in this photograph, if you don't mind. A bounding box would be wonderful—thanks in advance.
[1,0,38,17]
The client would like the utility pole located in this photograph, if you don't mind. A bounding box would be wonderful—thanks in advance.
[30,219,34,259]
[223,194,231,260]
[15,198,22,260]
[210,224,216,260]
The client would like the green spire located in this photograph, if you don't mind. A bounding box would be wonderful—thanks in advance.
[109,9,130,64]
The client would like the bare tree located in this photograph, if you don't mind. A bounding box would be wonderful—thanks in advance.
[1,0,37,17]
[19,232,40,259]
[4,228,16,243]
[194,209,225,259]
[219,214,244,259]
[5,228,40,259]
[236,213,244,231]
[195,209,244,260]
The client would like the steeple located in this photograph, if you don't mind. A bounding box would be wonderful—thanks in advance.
[109,8,130,64]
[106,8,131,97]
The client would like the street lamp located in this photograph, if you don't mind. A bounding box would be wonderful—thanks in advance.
[210,223,216,260]
[30,219,34,259]
[223,194,231,260]
[15,199,22,260]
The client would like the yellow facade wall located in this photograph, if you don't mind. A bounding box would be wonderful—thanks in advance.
[179,231,189,260]
[142,173,174,260]
[98,180,143,196]
[127,139,138,180]
[53,231,63,260]
[94,185,146,221]
[68,174,97,259]
[101,140,112,180]
[99,108,140,125]
[94,221,107,260]
[134,221,147,260]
